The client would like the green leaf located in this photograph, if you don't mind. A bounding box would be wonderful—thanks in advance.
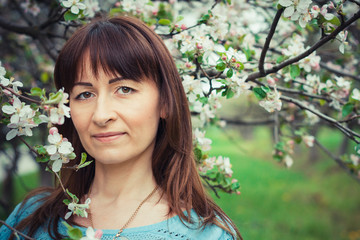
[30,103,39,110]
[68,228,83,239]
[253,87,267,100]
[198,14,210,24]
[290,65,300,79]
[194,147,203,162]
[236,62,244,70]
[158,19,171,26]
[226,68,233,78]
[355,144,360,155]
[261,85,270,93]
[176,15,184,22]
[226,89,235,99]
[36,155,50,163]
[45,91,63,105]
[77,160,93,170]
[215,62,226,72]
[276,56,284,63]
[109,7,122,16]
[80,152,87,165]
[35,145,48,155]
[64,11,78,21]
[342,103,354,117]
[328,16,341,26]
[66,189,79,203]
[29,87,42,97]
[63,199,71,205]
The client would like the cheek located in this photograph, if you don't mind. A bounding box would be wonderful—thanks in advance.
[70,105,89,134]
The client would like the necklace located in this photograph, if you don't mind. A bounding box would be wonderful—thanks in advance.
[87,186,158,240]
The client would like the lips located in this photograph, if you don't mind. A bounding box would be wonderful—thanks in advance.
[92,132,125,143]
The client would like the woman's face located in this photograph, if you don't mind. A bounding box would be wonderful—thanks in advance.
[69,59,161,166]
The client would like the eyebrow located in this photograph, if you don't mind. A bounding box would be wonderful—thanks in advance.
[73,77,125,87]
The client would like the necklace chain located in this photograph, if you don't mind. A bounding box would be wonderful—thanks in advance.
[87,186,158,240]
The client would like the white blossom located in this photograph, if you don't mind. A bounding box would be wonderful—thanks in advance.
[216,156,233,177]
[193,128,212,151]
[182,75,203,103]
[81,227,103,240]
[2,97,37,140]
[283,154,294,167]
[351,88,360,101]
[259,88,282,113]
[279,0,312,27]
[302,135,315,147]
[83,0,100,18]
[45,128,75,172]
[61,0,86,14]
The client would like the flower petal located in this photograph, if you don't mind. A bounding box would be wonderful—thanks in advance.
[6,129,18,140]
[284,6,295,18]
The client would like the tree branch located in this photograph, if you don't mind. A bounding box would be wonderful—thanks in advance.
[314,139,360,184]
[0,17,39,38]
[280,95,360,143]
[247,9,360,81]
[0,84,42,104]
[0,220,36,240]
[319,62,360,82]
[259,8,284,75]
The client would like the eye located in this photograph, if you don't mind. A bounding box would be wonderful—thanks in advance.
[117,86,133,95]
[76,92,94,100]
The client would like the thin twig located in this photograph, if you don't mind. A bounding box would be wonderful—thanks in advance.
[202,176,220,198]
[319,62,360,82]
[0,220,36,240]
[314,139,360,184]
[18,136,38,156]
[259,8,284,75]
[339,114,360,123]
[280,95,360,143]
[247,9,360,82]
[53,170,67,194]
[0,84,42,104]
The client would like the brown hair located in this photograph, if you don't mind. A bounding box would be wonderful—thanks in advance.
[12,16,242,239]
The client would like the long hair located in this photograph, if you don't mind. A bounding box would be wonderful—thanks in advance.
[12,16,242,239]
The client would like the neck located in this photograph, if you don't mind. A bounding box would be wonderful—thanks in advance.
[90,159,157,201]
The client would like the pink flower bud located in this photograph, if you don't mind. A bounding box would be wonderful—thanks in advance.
[231,57,236,63]
[94,229,103,239]
[267,78,275,86]
[196,43,203,50]
[44,105,49,110]
[63,137,69,142]
[174,24,179,28]
[235,63,241,69]
[278,151,283,156]
[49,127,58,135]
[152,10,158,15]
[114,2,121,7]
[180,24,187,30]
[231,179,238,183]
[236,191,241,195]
[221,55,227,61]
[185,62,192,68]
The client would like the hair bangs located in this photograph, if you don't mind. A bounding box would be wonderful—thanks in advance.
[78,20,160,84]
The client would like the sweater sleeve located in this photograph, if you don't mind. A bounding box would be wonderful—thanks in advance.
[0,194,46,239]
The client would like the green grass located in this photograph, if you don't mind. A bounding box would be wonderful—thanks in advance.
[207,126,360,240]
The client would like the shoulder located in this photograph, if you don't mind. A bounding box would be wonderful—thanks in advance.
[0,192,49,238]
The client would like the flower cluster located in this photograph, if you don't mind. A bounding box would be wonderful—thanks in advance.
[44,127,75,172]
[259,88,282,113]
[279,0,312,28]
[1,97,46,140]
[199,156,233,177]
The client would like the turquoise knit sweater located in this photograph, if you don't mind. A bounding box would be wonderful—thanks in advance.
[0,195,234,240]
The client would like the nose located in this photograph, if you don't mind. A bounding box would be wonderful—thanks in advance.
[92,95,118,127]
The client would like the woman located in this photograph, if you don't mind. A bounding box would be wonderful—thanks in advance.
[0,16,241,240]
